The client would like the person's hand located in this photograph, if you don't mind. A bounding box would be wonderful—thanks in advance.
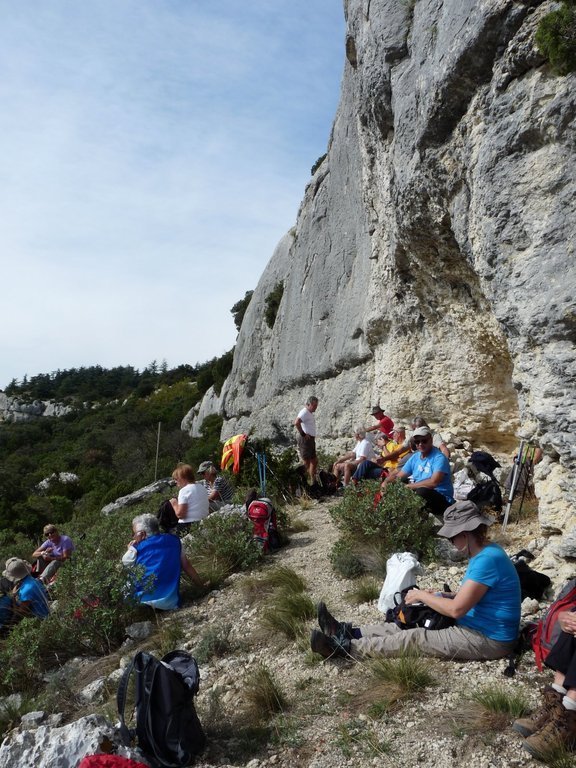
[558,611,576,635]
[405,588,426,605]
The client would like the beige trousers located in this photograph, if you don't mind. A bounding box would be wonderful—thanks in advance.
[352,622,516,661]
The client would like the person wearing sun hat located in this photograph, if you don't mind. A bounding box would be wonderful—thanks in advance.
[3,557,50,622]
[310,500,521,661]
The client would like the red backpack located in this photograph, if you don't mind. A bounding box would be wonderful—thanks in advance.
[247,498,279,553]
[78,757,149,768]
[531,578,576,670]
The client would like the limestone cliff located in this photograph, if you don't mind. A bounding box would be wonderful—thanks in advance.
[185,0,575,549]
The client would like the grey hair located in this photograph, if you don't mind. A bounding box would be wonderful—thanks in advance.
[354,426,366,439]
[132,513,159,537]
[306,395,319,405]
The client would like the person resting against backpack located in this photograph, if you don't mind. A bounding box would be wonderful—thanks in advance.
[1,557,50,626]
[311,500,521,661]
[512,615,576,760]
[122,514,205,609]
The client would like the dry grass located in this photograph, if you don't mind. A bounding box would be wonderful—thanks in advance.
[448,685,530,734]
[242,566,307,602]
[260,591,315,639]
[244,665,288,721]
[353,652,437,715]
[347,577,381,605]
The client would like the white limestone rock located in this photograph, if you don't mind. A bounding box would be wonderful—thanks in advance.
[101,478,173,515]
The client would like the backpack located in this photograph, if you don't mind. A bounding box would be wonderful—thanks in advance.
[531,579,576,671]
[512,559,551,601]
[467,479,503,512]
[385,585,456,631]
[247,498,280,552]
[118,650,206,767]
[157,499,179,532]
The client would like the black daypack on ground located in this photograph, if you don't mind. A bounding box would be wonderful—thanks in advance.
[467,478,503,512]
[385,585,456,631]
[118,650,206,767]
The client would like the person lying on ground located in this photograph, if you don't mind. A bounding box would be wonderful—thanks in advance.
[333,427,378,487]
[513,612,576,760]
[352,426,410,483]
[31,523,75,584]
[170,463,209,530]
[311,500,520,661]
[381,426,454,518]
[122,513,205,609]
[365,405,394,439]
[196,460,234,512]
[1,557,50,626]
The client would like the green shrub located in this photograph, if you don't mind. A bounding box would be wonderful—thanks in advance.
[329,481,436,565]
[184,512,262,579]
[194,624,233,664]
[264,282,284,329]
[536,3,576,75]
[330,539,366,579]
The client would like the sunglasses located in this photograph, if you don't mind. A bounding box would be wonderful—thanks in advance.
[413,437,431,445]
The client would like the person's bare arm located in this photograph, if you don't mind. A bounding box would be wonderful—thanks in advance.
[180,551,206,587]
[405,580,489,619]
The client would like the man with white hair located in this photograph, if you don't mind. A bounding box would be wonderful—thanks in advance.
[122,514,204,609]
[332,427,378,487]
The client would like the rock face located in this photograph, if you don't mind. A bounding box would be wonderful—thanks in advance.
[0,392,73,423]
[185,1,575,544]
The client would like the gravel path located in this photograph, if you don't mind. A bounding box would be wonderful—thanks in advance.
[178,497,551,768]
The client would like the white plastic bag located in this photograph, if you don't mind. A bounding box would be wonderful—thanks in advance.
[377,552,425,614]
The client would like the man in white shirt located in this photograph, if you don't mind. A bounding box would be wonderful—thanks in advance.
[294,396,319,484]
[332,427,377,487]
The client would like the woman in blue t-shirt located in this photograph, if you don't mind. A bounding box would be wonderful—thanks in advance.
[311,501,521,661]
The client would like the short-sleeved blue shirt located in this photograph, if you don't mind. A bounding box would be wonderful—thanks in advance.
[401,447,454,502]
[17,575,50,618]
[457,543,521,642]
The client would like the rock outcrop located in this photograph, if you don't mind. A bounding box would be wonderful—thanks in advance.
[0,392,72,423]
[185,1,575,550]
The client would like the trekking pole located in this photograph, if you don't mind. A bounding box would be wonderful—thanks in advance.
[257,452,267,496]
[502,438,525,532]
[154,421,161,481]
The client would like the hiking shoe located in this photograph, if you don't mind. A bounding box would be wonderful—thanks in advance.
[317,602,353,640]
[513,686,563,737]
[310,629,350,659]
[523,705,576,760]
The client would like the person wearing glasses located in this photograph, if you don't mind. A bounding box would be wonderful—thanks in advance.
[310,501,520,662]
[381,425,454,518]
[31,524,75,585]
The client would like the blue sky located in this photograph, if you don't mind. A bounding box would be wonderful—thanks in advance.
[0,1,344,389]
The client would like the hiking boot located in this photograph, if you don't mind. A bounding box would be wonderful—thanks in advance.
[310,629,351,659]
[523,705,576,760]
[513,686,563,737]
[317,602,353,640]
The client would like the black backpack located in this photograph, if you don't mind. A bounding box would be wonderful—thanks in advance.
[385,585,456,631]
[118,650,206,767]
[467,479,503,512]
[157,499,179,532]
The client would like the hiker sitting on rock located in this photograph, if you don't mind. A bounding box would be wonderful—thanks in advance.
[381,425,454,518]
[353,426,412,483]
[311,501,521,662]
[31,524,75,585]
[332,427,377,487]
[122,513,205,609]
[196,460,234,512]
[513,614,576,759]
[170,464,209,530]
[1,557,50,625]
[365,405,394,439]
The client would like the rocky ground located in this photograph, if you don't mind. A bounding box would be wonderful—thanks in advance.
[183,497,555,768]
[0,496,564,767]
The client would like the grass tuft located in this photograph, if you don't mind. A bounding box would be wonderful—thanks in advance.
[260,591,315,639]
[354,651,436,714]
[244,665,288,721]
[347,577,381,605]
[449,685,530,733]
[242,566,306,602]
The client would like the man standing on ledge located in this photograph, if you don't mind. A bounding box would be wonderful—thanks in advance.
[381,425,454,518]
[294,396,319,485]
